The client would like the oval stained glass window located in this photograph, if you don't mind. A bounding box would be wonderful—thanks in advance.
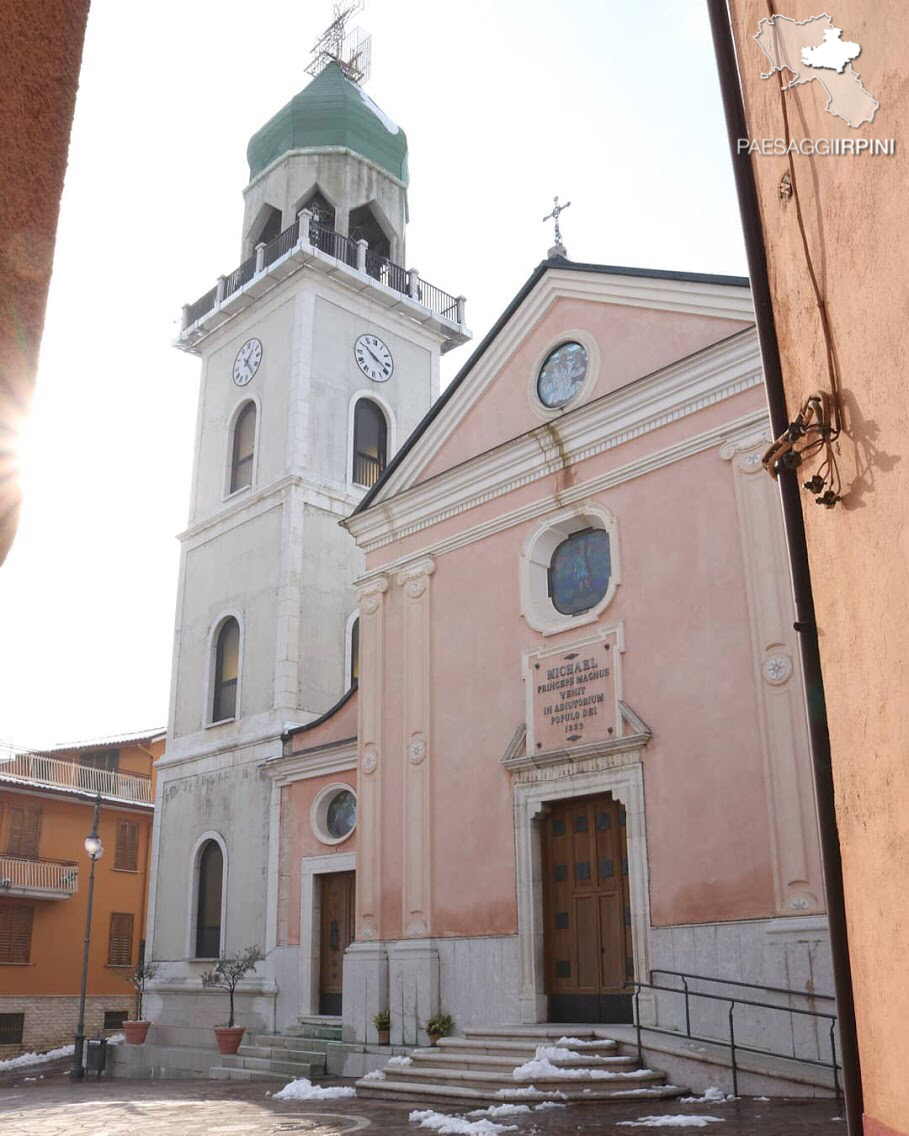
[549,529,612,616]
[326,790,357,840]
[536,341,589,409]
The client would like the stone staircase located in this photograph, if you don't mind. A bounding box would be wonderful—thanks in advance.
[210,1016,342,1083]
[355,1025,687,1106]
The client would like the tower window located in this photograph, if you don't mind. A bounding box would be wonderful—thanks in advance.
[230,402,256,494]
[349,203,391,266]
[352,400,387,488]
[212,618,240,722]
[195,839,223,958]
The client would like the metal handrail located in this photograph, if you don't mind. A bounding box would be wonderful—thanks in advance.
[0,751,153,804]
[0,854,79,895]
[651,968,835,1002]
[628,977,839,1099]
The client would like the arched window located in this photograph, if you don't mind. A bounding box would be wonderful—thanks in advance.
[350,616,359,685]
[352,400,387,488]
[212,618,240,722]
[195,839,223,958]
[230,402,256,493]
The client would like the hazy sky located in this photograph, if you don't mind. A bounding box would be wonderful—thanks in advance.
[2,0,748,747]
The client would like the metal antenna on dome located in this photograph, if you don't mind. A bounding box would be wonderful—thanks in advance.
[307,1,372,86]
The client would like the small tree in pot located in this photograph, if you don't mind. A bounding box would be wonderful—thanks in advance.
[425,1012,454,1047]
[373,1010,391,1045]
[200,946,264,1055]
[122,960,160,1044]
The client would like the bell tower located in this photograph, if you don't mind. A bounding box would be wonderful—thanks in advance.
[144,9,470,1046]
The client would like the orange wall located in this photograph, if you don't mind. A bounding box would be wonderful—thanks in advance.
[726,3,909,1132]
[0,741,161,1000]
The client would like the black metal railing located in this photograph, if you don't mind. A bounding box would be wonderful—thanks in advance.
[627,972,839,1098]
[352,452,384,489]
[183,220,464,333]
[223,255,256,299]
[263,222,298,269]
[184,286,218,326]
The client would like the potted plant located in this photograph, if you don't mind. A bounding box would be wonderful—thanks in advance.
[200,945,264,1055]
[121,959,160,1045]
[373,1010,391,1045]
[425,1012,454,1047]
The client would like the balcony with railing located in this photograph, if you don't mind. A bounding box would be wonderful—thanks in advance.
[0,855,79,900]
[178,209,470,354]
[0,750,153,806]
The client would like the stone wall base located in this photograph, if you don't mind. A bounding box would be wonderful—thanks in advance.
[0,995,135,1059]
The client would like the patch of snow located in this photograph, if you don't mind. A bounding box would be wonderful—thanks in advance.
[355,85,400,136]
[361,1068,386,1081]
[526,1044,613,1065]
[617,1117,725,1129]
[0,1043,74,1070]
[753,1096,770,1102]
[513,1053,656,1081]
[680,1088,735,1104]
[272,1077,356,1101]
[23,1077,37,1082]
[467,1105,531,1119]
[534,1101,566,1111]
[106,1033,125,1046]
[495,1086,567,1100]
[388,1054,414,1066]
[409,1109,518,1135]
[555,1036,608,1048]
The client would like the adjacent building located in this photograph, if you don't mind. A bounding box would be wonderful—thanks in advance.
[0,730,163,1056]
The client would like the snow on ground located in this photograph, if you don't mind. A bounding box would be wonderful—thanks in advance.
[495,1085,567,1100]
[467,1104,532,1118]
[388,1055,414,1066]
[513,1052,657,1081]
[526,1044,612,1064]
[680,1088,736,1103]
[534,1101,566,1110]
[272,1078,356,1101]
[0,1043,74,1070]
[556,1036,611,1048]
[409,1109,518,1135]
[617,1117,726,1128]
[361,1068,386,1081]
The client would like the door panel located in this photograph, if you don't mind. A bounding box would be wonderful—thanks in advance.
[319,871,355,1016]
[543,794,633,1023]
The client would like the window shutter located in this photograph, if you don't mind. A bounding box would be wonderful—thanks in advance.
[7,807,41,858]
[0,905,33,964]
[108,912,134,966]
[115,821,139,872]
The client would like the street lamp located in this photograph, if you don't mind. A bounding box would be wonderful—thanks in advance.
[69,795,103,1080]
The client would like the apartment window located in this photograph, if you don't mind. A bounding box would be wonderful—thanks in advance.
[0,904,33,964]
[0,1013,24,1044]
[103,1010,128,1030]
[230,401,256,493]
[114,821,139,872]
[6,806,41,859]
[108,912,134,967]
[195,839,223,958]
[211,618,240,722]
[352,399,387,488]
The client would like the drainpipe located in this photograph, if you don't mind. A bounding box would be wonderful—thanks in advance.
[705,3,863,1132]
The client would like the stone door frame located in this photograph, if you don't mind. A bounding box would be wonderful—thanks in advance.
[299,852,357,1018]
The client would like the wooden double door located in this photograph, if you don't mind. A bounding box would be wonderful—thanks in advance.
[542,793,634,1023]
[319,871,355,1016]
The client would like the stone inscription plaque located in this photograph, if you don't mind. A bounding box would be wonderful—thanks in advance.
[527,634,618,753]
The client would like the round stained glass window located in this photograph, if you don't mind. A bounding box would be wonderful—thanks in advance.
[549,529,611,616]
[536,341,589,409]
[325,790,357,840]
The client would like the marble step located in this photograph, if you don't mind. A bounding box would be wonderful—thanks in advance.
[436,1037,618,1058]
[382,1062,668,1091]
[356,1076,686,1106]
[211,1066,295,1083]
[218,1055,320,1077]
[410,1050,637,1072]
[238,1043,327,1065]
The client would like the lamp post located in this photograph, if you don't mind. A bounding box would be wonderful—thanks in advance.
[69,794,103,1081]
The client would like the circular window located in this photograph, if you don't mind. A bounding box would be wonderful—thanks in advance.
[311,784,358,845]
[326,790,357,839]
[536,341,589,409]
[549,528,612,615]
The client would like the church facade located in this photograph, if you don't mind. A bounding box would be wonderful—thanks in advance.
[144,59,831,1070]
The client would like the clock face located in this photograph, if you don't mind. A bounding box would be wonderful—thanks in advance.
[233,338,262,386]
[354,334,394,383]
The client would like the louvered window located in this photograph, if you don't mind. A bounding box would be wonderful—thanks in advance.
[114,821,139,872]
[0,904,33,964]
[6,807,41,859]
[108,912,134,967]
[0,1013,24,1043]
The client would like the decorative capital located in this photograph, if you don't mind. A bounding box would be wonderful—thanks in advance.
[357,575,389,615]
[719,427,772,468]
[396,558,436,599]
[405,919,427,938]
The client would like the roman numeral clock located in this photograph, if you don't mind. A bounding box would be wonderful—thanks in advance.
[355,334,394,383]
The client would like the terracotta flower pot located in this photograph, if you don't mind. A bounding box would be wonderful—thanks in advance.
[377,1029,390,1045]
[214,1026,245,1055]
[428,1031,442,1047]
[122,1020,151,1045]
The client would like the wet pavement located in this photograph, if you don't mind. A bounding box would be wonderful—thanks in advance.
[0,1075,846,1135]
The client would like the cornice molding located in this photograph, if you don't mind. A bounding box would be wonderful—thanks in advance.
[260,742,357,785]
[346,330,763,553]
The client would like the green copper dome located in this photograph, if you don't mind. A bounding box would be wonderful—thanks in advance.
[247,62,408,184]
